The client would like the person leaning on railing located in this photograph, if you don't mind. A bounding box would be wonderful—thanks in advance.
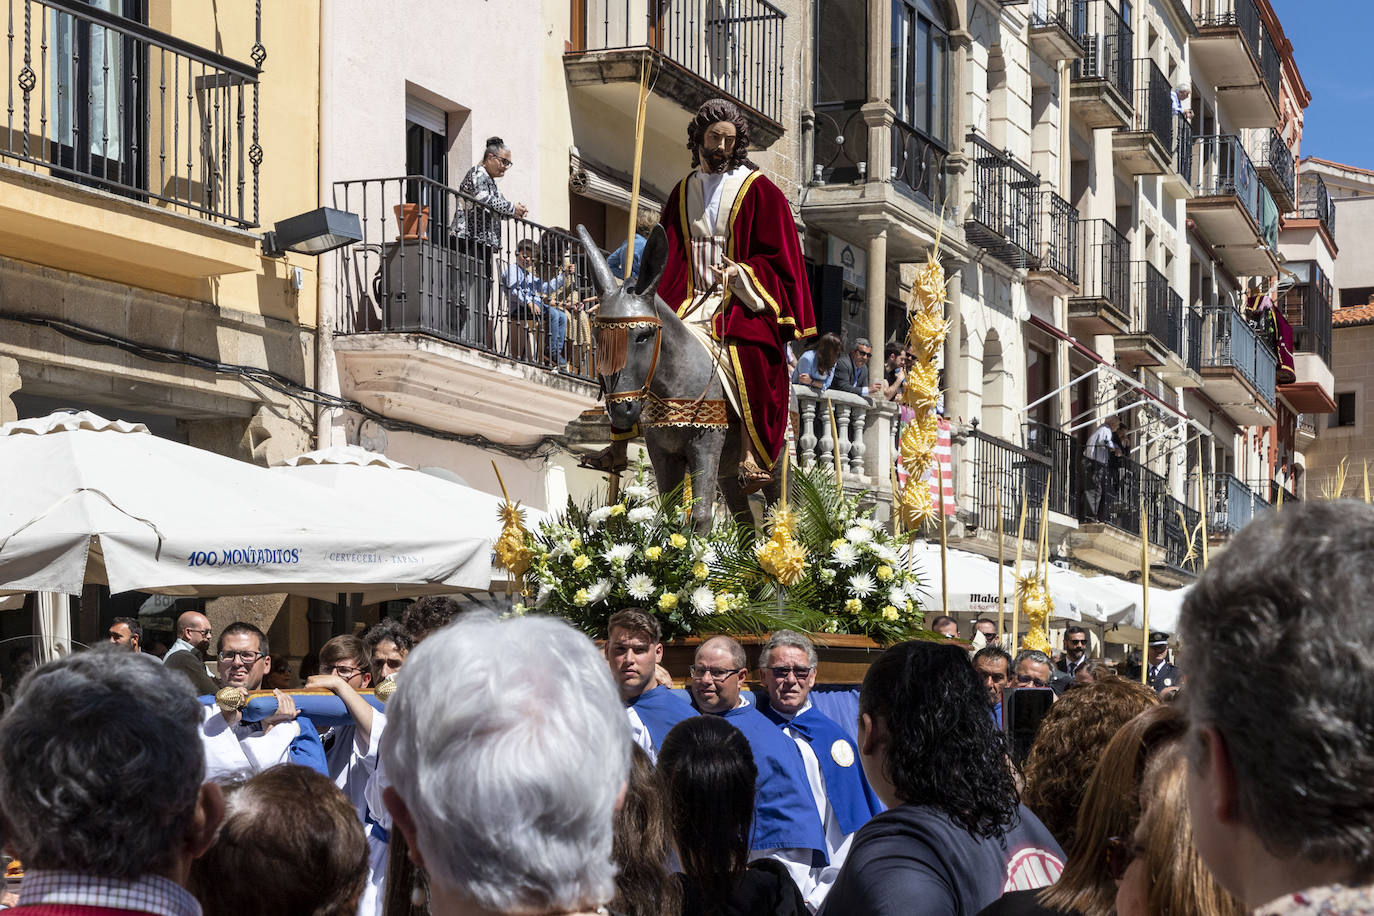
[457,136,529,340]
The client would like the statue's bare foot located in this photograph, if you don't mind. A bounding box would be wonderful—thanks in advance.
[737,458,773,496]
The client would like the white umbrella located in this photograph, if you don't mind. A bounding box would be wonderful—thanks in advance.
[0,411,492,601]
[1044,565,1135,625]
[1087,576,1188,634]
[906,543,1015,617]
[274,445,551,588]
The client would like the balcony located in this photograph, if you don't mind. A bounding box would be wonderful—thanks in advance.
[1028,190,1081,296]
[1188,0,1280,128]
[1029,0,1088,61]
[1296,172,1337,242]
[331,176,600,445]
[1245,128,1296,213]
[1251,478,1299,506]
[1115,261,1183,369]
[565,0,785,145]
[964,133,1041,270]
[0,0,264,283]
[1189,134,1279,276]
[1068,218,1132,335]
[956,426,1080,557]
[1113,61,1192,184]
[1198,303,1278,425]
[1203,472,1267,536]
[804,107,951,261]
[1070,0,1133,130]
[1277,260,1337,414]
[1069,453,1197,577]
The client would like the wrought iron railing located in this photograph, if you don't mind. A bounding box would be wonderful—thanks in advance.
[1255,478,1298,506]
[1278,260,1333,367]
[1131,261,1175,353]
[1245,127,1295,210]
[1203,471,1266,535]
[1132,60,1174,155]
[0,0,262,227]
[1191,0,1279,105]
[1073,218,1131,319]
[571,0,785,122]
[1024,420,1079,519]
[1185,301,1203,374]
[1037,190,1080,284]
[1297,172,1337,238]
[811,101,868,185]
[965,132,1041,269]
[333,176,599,381]
[1257,18,1280,104]
[1030,0,1089,36]
[1173,112,1193,181]
[892,119,949,206]
[967,428,1053,545]
[1200,303,1277,405]
[1194,133,1277,248]
[1073,0,1132,103]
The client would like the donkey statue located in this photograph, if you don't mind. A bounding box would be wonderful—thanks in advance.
[578,224,780,533]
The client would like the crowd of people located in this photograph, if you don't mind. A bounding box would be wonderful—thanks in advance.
[0,500,1371,916]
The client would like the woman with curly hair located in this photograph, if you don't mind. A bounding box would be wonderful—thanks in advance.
[818,641,1064,916]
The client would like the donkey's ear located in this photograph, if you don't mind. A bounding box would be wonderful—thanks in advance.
[577,224,618,298]
[630,224,669,298]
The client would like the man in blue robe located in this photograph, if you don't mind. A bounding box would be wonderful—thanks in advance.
[689,635,829,902]
[605,608,695,762]
[757,631,885,909]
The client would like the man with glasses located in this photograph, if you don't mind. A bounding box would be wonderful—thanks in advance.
[604,608,693,763]
[1057,626,1091,679]
[832,337,874,399]
[688,635,828,904]
[164,610,217,696]
[199,621,326,781]
[757,631,884,910]
[1013,649,1055,692]
[306,634,389,916]
[458,135,528,343]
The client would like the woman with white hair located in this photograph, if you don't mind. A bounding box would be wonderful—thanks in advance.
[380,613,631,915]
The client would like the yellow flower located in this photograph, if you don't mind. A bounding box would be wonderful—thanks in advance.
[669,533,688,549]
[658,593,679,611]
[571,554,591,572]
[569,538,582,551]
[715,593,733,613]
[876,565,894,582]
[610,504,626,517]
[645,546,663,561]
[693,561,708,580]
[844,598,862,614]
[882,605,900,621]
[831,538,847,551]
[573,589,590,607]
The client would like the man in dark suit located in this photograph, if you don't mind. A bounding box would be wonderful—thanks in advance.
[1146,630,1181,694]
[164,610,218,695]
[1056,626,1090,679]
[830,337,872,397]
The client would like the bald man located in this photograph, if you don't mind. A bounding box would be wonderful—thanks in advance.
[164,610,217,695]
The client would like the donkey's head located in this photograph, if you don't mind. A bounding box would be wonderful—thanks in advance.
[577,223,670,430]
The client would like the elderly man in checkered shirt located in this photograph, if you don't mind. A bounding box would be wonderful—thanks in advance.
[0,648,223,915]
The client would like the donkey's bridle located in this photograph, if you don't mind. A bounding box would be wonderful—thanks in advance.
[594,314,664,404]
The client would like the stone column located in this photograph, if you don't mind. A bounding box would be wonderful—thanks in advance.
[866,230,887,348]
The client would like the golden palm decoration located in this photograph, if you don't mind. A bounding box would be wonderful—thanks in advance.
[491,461,532,589]
[756,503,807,587]
[898,247,949,530]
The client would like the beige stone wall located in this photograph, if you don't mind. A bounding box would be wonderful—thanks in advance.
[1306,325,1374,496]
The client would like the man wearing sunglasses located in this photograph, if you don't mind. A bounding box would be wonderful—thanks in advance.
[688,635,828,905]
[758,631,885,910]
[199,621,326,781]
[1056,626,1091,679]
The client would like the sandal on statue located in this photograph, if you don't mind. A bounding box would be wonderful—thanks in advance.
[737,459,773,496]
[578,446,628,475]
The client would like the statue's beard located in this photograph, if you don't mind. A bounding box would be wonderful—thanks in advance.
[703,150,730,172]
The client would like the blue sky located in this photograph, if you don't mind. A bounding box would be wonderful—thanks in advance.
[1270,0,1374,167]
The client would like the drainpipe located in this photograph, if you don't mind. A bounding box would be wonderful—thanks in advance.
[313,0,332,449]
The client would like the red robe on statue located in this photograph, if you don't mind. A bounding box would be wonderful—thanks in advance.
[657,167,816,468]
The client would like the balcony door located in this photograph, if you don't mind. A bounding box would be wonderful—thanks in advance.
[49,0,146,197]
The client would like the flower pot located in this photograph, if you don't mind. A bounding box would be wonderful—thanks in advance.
[393,203,430,241]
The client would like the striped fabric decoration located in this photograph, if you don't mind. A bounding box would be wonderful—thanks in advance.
[929,419,956,516]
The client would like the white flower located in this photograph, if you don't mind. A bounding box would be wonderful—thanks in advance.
[888,586,908,608]
[845,526,873,545]
[690,586,717,615]
[871,542,898,564]
[855,516,877,530]
[818,567,836,584]
[549,541,572,560]
[587,506,614,528]
[832,542,860,568]
[602,544,635,565]
[626,573,655,601]
[905,580,925,602]
[587,578,612,604]
[628,506,655,523]
[849,572,877,598]
[624,485,654,503]
[535,583,553,608]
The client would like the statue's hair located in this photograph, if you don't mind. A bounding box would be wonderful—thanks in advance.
[686,99,754,170]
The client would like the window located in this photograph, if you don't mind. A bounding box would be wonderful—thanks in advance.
[1331,392,1357,429]
[405,95,449,233]
[1341,286,1374,309]
[891,0,949,145]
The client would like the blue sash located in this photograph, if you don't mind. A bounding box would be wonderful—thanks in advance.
[712,702,829,864]
[760,703,885,835]
[625,685,696,751]
[198,692,386,727]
